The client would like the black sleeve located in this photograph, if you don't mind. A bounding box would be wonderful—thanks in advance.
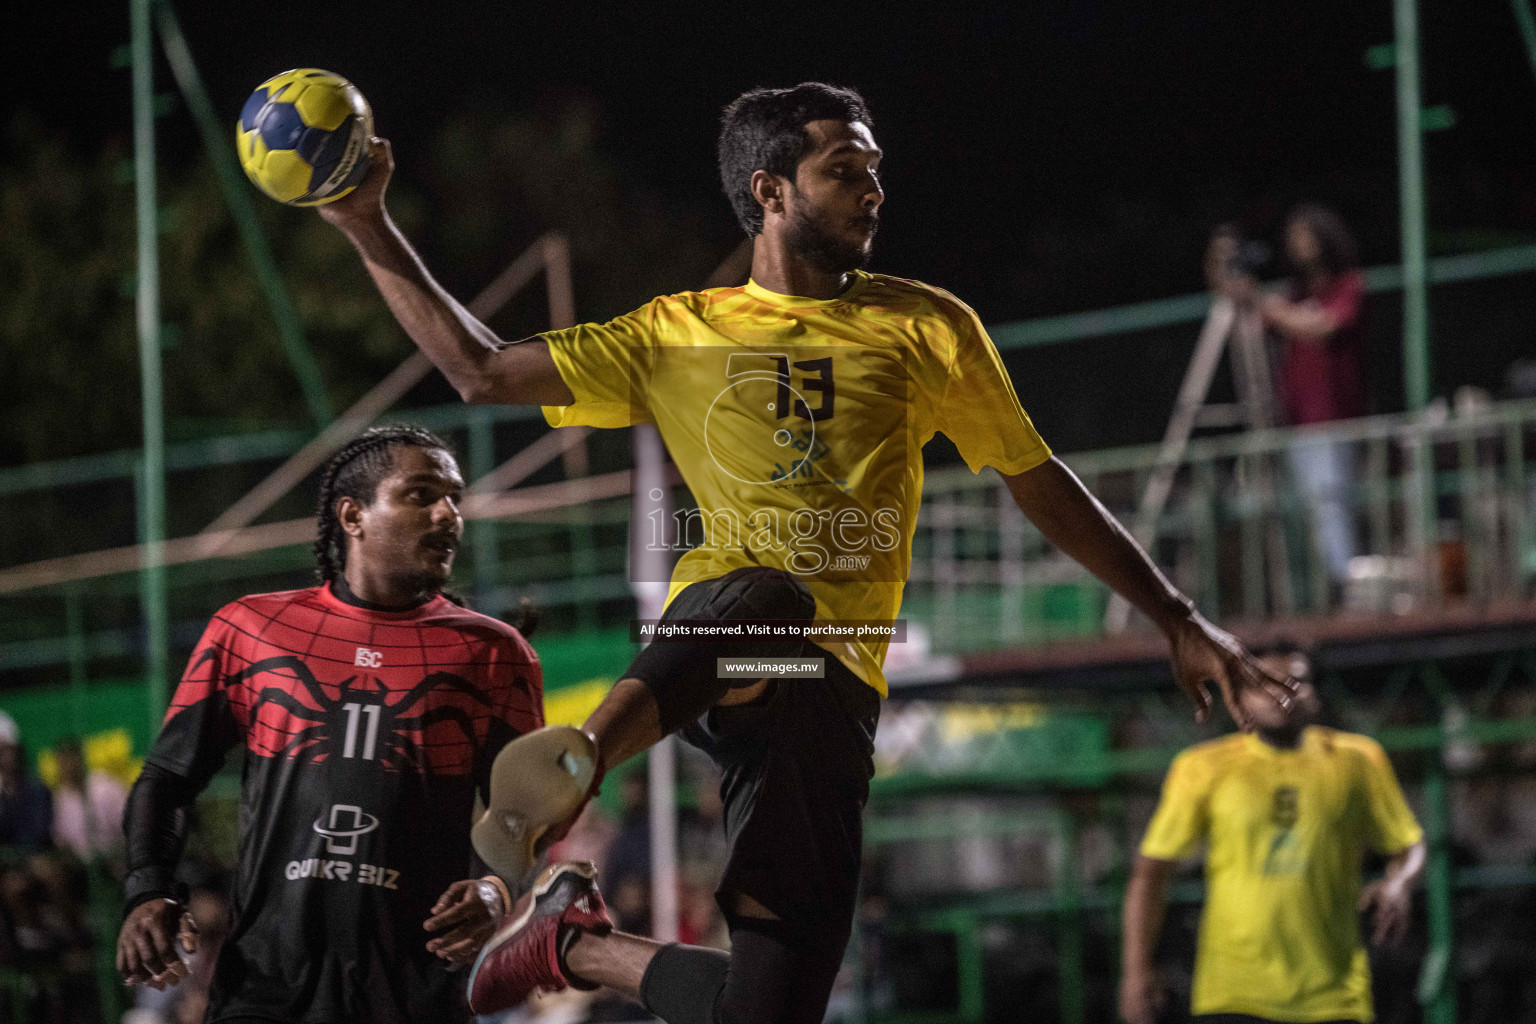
[122,617,245,916]
[474,717,519,809]
[122,762,204,916]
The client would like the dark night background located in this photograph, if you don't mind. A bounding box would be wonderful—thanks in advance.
[4,17,1536,1021]
[5,0,1536,465]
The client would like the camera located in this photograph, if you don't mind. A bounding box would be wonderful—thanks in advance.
[1225,239,1272,279]
[1205,225,1273,293]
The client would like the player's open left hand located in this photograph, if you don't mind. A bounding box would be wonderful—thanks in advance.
[317,138,394,231]
[117,897,198,989]
[1358,878,1411,947]
[424,879,503,965]
[1165,611,1297,729]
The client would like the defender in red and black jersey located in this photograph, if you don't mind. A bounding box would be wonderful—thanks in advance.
[118,426,542,1024]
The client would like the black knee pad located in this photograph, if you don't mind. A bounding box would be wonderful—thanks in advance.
[730,919,850,1024]
[640,925,825,1024]
[626,567,817,735]
[694,566,817,629]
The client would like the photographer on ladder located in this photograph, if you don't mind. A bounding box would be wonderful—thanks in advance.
[1220,206,1368,594]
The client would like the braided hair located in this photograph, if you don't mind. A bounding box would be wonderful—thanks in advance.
[313,425,454,587]
[312,423,543,632]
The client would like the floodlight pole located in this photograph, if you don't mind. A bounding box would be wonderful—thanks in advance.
[632,425,679,944]
[1393,17,1452,1015]
[131,0,170,735]
[1395,0,1431,412]
[1513,0,1536,87]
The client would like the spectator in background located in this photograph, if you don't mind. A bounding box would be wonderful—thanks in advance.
[1228,204,1367,587]
[0,711,86,1004]
[50,736,128,864]
[603,772,652,935]
[0,712,53,853]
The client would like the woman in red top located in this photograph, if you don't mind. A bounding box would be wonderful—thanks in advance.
[1266,205,1368,428]
[1231,204,1366,587]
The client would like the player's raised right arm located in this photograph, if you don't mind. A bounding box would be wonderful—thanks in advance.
[319,139,575,407]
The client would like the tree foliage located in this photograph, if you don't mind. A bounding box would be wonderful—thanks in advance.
[418,93,726,334]
[2,93,724,470]
[0,114,417,466]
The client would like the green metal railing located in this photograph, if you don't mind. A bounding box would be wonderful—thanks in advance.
[4,398,1535,686]
[905,399,1536,653]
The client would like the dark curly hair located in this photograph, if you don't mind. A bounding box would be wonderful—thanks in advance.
[718,82,873,236]
[312,425,454,586]
[1285,203,1359,277]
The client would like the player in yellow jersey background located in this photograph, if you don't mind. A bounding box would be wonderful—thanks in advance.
[1120,645,1426,1024]
[324,82,1298,1024]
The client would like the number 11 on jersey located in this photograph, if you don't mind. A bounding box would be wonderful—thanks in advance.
[341,703,380,760]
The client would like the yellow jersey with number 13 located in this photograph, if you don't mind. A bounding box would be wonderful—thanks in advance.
[539,271,1051,695]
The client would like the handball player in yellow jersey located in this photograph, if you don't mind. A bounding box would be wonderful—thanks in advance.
[323,83,1296,1024]
[1121,646,1425,1024]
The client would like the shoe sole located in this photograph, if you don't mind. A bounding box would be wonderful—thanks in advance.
[471,726,598,885]
[467,861,598,1013]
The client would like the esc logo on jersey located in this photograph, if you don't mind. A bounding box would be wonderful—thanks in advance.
[354,647,383,667]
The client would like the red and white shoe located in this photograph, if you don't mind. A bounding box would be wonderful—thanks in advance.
[467,861,613,1014]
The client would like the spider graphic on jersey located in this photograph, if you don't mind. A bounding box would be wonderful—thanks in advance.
[197,650,497,773]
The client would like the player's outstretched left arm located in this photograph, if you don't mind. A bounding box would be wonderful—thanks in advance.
[1002,457,1297,729]
[319,139,574,408]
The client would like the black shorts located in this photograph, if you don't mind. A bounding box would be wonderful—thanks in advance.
[682,656,878,943]
[630,570,880,942]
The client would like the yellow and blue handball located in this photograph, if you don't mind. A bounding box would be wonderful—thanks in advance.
[236,69,372,206]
